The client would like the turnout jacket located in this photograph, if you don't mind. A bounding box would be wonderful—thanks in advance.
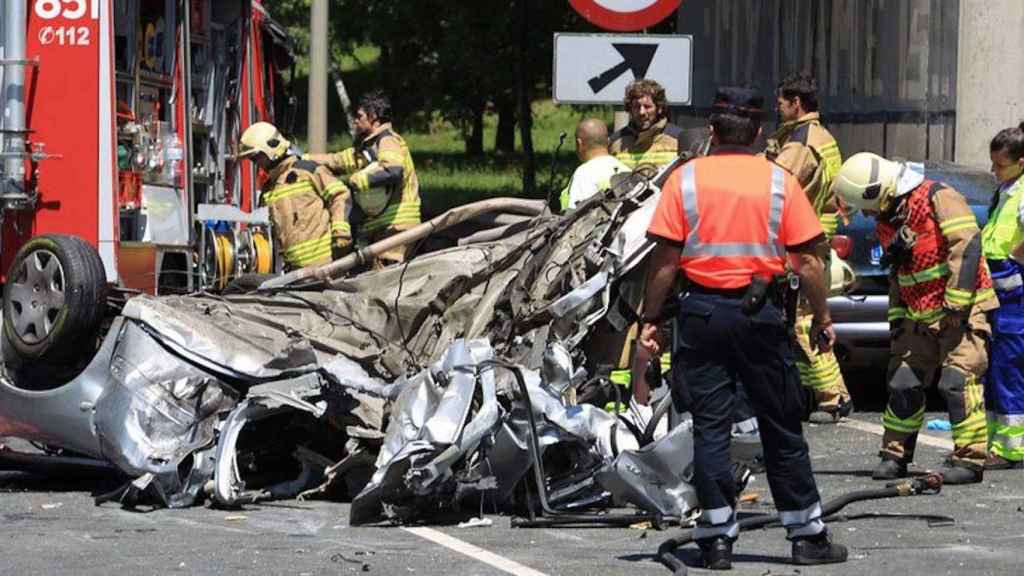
[261,155,352,269]
[765,112,843,236]
[609,117,683,169]
[878,180,997,325]
[306,123,421,237]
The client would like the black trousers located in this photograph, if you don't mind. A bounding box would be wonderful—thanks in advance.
[674,291,824,539]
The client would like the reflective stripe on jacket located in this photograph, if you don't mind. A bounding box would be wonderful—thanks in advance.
[647,150,823,289]
[306,123,422,237]
[879,180,996,324]
[610,118,682,169]
[261,156,352,269]
[765,113,842,236]
[982,176,1024,261]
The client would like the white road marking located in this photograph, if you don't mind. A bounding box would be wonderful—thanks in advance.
[839,419,954,450]
[402,526,551,576]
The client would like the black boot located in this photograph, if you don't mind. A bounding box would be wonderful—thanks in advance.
[792,531,848,565]
[697,536,733,570]
[872,457,908,480]
[940,464,983,484]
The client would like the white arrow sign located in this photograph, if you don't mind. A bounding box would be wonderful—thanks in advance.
[553,33,692,105]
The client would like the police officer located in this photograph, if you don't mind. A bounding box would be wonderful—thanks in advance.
[834,152,996,484]
[640,87,847,569]
[239,122,352,270]
[765,72,852,418]
[306,91,420,268]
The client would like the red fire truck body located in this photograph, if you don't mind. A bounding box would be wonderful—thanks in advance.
[0,0,290,365]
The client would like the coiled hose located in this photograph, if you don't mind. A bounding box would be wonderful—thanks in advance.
[656,473,943,576]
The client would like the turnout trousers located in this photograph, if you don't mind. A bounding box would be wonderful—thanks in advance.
[882,308,990,468]
[986,258,1024,462]
[674,291,825,541]
[794,297,851,411]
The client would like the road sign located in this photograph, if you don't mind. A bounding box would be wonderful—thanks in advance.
[569,0,683,32]
[553,33,692,105]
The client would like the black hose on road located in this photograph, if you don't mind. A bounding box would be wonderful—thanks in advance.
[656,473,943,576]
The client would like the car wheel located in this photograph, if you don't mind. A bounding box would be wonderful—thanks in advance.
[3,234,108,364]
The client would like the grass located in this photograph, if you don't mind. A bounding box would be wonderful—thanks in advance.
[326,100,619,216]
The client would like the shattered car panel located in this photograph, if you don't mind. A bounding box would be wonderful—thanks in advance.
[0,159,759,523]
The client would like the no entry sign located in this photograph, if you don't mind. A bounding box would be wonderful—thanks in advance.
[569,0,683,32]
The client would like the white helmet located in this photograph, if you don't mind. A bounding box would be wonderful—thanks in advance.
[833,152,901,215]
[239,122,290,162]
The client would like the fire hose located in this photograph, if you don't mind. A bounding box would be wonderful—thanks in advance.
[656,472,944,575]
[258,198,547,290]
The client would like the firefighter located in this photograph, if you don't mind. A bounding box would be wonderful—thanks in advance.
[764,72,852,419]
[982,121,1024,470]
[835,152,997,484]
[239,122,352,270]
[559,118,629,211]
[306,91,420,268]
[640,87,847,569]
[610,79,684,169]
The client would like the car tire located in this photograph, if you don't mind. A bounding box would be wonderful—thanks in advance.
[3,234,108,364]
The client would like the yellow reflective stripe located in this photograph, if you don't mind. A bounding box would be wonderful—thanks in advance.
[378,150,405,164]
[883,406,925,433]
[331,221,351,236]
[898,263,949,286]
[945,287,995,307]
[796,356,843,391]
[819,213,839,235]
[610,369,631,387]
[363,200,422,233]
[939,216,978,236]
[989,417,1024,459]
[952,411,988,446]
[907,306,945,324]
[888,307,908,321]
[264,181,315,204]
[945,287,975,306]
[322,181,348,200]
[283,233,332,261]
[616,151,677,167]
[975,288,995,302]
[289,245,332,267]
[350,172,371,192]
[560,187,570,211]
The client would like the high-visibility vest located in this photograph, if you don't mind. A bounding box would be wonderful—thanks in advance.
[676,159,790,288]
[983,177,1024,262]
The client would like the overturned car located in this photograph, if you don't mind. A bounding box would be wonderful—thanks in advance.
[0,160,757,525]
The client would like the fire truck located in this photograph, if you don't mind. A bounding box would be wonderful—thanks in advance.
[0,0,292,369]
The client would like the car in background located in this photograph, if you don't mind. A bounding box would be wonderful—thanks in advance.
[828,161,996,370]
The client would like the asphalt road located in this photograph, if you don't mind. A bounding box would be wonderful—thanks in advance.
[2,407,1023,576]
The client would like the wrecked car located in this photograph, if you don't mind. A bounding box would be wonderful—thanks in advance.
[0,159,761,526]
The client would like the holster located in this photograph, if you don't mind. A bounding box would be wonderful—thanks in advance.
[740,275,773,316]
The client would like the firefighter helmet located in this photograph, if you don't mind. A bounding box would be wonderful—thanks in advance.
[833,152,902,215]
[239,122,290,162]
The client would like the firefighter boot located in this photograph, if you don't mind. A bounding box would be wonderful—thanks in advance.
[872,457,908,480]
[792,530,848,565]
[939,464,983,485]
[697,536,733,570]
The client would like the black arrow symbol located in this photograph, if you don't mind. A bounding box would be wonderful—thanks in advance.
[587,43,660,94]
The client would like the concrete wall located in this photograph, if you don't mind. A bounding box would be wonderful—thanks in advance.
[674,0,959,161]
[955,1,1024,168]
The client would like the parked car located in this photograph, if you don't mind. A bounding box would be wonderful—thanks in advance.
[828,161,996,369]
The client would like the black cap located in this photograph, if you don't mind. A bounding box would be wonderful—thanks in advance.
[712,87,764,118]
